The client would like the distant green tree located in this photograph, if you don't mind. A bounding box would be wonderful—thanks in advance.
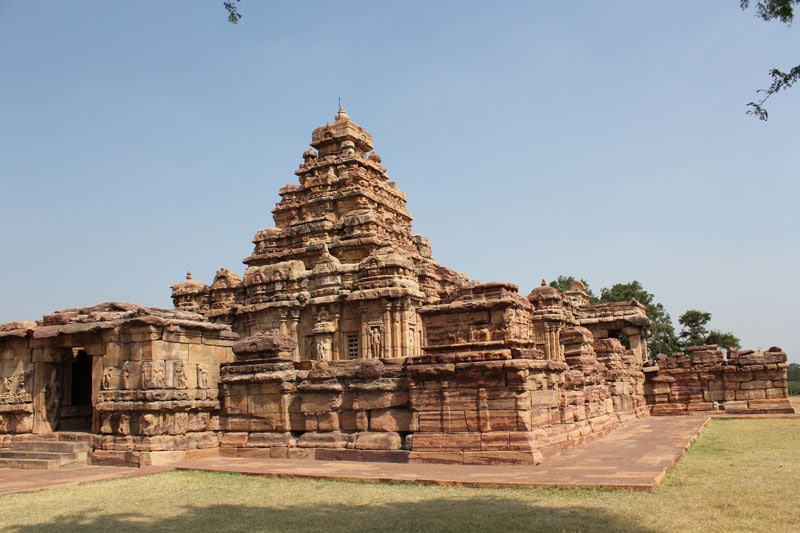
[705,329,742,350]
[549,276,597,302]
[789,363,800,395]
[678,310,740,350]
[678,310,712,347]
[598,281,679,357]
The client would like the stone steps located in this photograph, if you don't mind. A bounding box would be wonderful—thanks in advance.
[0,433,91,469]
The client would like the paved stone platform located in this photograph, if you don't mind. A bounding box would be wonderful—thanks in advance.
[0,464,172,496]
[175,415,711,491]
[0,415,711,495]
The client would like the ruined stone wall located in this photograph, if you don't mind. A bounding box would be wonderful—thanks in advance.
[647,345,794,415]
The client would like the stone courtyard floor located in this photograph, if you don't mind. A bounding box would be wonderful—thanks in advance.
[175,415,710,491]
[0,414,735,495]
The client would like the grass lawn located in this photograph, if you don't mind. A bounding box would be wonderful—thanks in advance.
[0,418,798,532]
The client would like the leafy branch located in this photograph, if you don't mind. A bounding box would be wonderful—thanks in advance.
[740,0,799,120]
[224,1,241,24]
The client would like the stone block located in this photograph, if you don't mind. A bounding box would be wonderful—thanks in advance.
[740,380,771,390]
[411,432,481,452]
[351,391,408,410]
[317,411,340,432]
[220,432,248,447]
[408,451,464,464]
[417,411,443,432]
[748,398,795,409]
[91,449,141,467]
[724,372,753,382]
[315,448,362,461]
[462,450,540,465]
[766,388,788,399]
[720,400,748,410]
[287,447,315,460]
[358,450,410,463]
[246,432,294,448]
[296,431,352,449]
[248,412,288,432]
[735,389,766,401]
[300,392,341,415]
[139,450,186,465]
[370,408,416,432]
[354,431,402,450]
[652,404,686,415]
[222,417,250,432]
[341,410,369,431]
[704,390,725,402]
[480,431,510,451]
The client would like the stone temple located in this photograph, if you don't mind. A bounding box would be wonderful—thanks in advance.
[0,107,793,467]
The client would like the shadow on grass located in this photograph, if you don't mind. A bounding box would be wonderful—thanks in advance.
[2,496,658,533]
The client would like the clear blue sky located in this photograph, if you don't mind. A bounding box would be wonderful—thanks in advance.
[1,1,798,363]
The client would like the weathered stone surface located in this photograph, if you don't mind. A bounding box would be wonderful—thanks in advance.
[646,347,793,414]
[0,109,790,469]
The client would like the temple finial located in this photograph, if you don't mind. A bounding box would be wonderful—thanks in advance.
[335,98,349,120]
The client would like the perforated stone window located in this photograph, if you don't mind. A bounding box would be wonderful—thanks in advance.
[346,334,359,359]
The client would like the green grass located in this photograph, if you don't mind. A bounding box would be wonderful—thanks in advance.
[1,418,799,532]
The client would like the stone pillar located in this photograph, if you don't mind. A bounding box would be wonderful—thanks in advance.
[545,323,561,361]
[358,304,368,359]
[382,303,392,358]
[332,312,341,361]
[289,310,300,361]
[278,309,288,336]
[399,303,409,357]
[391,303,400,358]
[624,326,648,361]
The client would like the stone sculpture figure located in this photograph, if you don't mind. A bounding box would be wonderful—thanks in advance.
[120,362,131,390]
[102,368,113,390]
[173,361,187,389]
[370,327,382,359]
[197,364,209,389]
[153,363,165,388]
[316,338,331,360]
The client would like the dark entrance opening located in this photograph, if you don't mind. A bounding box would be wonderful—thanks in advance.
[59,349,93,431]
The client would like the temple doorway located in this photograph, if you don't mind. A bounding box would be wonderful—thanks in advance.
[58,349,93,431]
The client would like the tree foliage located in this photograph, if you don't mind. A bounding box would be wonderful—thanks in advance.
[224,1,242,24]
[597,281,680,357]
[740,0,800,120]
[678,310,712,346]
[678,309,741,349]
[549,275,597,301]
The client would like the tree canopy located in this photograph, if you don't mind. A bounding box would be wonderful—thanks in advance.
[741,0,800,120]
[678,309,741,349]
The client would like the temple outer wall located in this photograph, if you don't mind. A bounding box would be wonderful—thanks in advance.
[218,341,649,465]
[645,345,794,415]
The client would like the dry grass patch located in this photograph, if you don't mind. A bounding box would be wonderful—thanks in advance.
[0,418,798,532]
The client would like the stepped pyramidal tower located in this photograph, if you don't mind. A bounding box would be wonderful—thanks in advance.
[171,105,468,361]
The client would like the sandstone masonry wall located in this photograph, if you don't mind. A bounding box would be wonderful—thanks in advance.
[646,345,793,415]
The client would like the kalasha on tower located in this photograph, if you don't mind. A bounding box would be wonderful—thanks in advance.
[170,105,468,361]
